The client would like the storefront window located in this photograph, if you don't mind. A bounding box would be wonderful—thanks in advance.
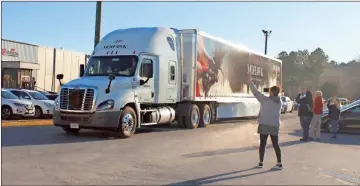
[2,68,20,88]
[1,68,33,88]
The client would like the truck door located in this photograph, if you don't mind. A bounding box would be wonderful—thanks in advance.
[137,55,155,103]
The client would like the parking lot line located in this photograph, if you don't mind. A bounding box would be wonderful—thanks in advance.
[2,120,53,127]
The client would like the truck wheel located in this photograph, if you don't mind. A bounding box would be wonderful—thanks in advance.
[2,106,13,120]
[118,106,137,138]
[62,127,80,134]
[199,104,211,128]
[184,104,200,129]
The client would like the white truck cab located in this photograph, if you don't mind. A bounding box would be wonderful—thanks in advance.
[53,27,282,138]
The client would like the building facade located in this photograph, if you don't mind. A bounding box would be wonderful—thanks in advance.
[1,39,39,89]
[1,39,90,92]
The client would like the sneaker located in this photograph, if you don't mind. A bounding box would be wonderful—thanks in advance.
[272,163,283,170]
[256,162,264,168]
[300,138,309,142]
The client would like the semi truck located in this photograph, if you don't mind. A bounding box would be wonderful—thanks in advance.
[53,27,282,138]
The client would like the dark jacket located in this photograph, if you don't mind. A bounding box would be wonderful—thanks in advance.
[327,101,341,120]
[296,91,314,117]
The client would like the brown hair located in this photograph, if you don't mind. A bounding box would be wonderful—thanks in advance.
[270,86,280,96]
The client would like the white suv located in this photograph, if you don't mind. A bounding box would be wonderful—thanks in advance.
[1,89,35,119]
[6,89,55,119]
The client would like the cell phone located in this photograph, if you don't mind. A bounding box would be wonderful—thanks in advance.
[263,88,269,92]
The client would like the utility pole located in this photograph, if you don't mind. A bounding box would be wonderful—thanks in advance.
[262,30,272,55]
[94,1,102,49]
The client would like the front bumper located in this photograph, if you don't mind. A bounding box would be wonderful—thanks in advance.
[12,106,35,117]
[52,110,121,131]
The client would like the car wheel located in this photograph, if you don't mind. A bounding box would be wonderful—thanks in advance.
[35,106,43,119]
[118,106,137,138]
[199,104,211,128]
[62,127,80,134]
[1,106,13,120]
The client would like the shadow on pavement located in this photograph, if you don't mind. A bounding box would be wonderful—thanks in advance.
[1,125,180,147]
[288,129,360,146]
[167,167,277,185]
[183,140,302,158]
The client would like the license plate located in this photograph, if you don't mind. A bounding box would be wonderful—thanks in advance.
[70,123,79,129]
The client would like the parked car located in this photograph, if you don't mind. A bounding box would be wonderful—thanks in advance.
[6,88,55,119]
[321,99,360,132]
[281,96,294,114]
[38,90,59,100]
[1,89,35,119]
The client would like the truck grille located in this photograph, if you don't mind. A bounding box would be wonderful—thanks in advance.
[60,88,95,111]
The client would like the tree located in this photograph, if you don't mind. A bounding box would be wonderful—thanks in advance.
[321,81,339,99]
[306,48,329,90]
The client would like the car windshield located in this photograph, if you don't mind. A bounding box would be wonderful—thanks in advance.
[84,55,138,77]
[341,100,360,111]
[1,91,19,99]
[29,92,49,100]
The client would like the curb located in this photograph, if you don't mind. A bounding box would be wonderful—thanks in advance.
[2,120,53,127]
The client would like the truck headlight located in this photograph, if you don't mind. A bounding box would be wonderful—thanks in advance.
[96,100,114,111]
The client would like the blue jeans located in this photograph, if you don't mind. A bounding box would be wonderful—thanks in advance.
[300,116,312,140]
[331,119,339,137]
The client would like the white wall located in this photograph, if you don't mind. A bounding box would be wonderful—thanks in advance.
[36,46,87,92]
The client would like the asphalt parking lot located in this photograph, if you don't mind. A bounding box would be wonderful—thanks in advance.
[2,113,360,185]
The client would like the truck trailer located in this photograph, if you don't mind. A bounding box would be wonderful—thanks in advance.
[53,27,282,138]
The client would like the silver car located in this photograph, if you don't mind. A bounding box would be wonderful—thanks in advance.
[1,89,35,119]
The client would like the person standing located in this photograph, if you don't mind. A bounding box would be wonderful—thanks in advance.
[248,76,283,170]
[309,91,324,141]
[327,98,341,139]
[296,89,314,141]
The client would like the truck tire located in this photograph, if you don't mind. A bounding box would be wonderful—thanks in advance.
[62,127,80,134]
[118,106,137,138]
[183,103,200,129]
[199,104,211,128]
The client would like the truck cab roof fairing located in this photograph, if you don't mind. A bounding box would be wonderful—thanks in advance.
[92,27,178,57]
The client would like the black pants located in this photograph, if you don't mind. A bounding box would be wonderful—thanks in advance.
[259,134,282,163]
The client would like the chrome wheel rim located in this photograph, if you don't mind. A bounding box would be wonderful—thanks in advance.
[191,109,199,125]
[122,113,134,132]
[203,108,211,124]
[2,108,11,119]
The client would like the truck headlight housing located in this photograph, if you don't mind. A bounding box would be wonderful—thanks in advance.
[96,100,114,111]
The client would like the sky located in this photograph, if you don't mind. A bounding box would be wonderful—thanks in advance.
[2,1,360,62]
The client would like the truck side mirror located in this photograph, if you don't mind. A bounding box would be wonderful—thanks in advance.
[79,64,85,77]
[108,74,116,80]
[56,74,64,86]
[56,74,64,80]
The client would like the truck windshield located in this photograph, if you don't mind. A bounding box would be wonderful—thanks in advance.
[84,55,138,77]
